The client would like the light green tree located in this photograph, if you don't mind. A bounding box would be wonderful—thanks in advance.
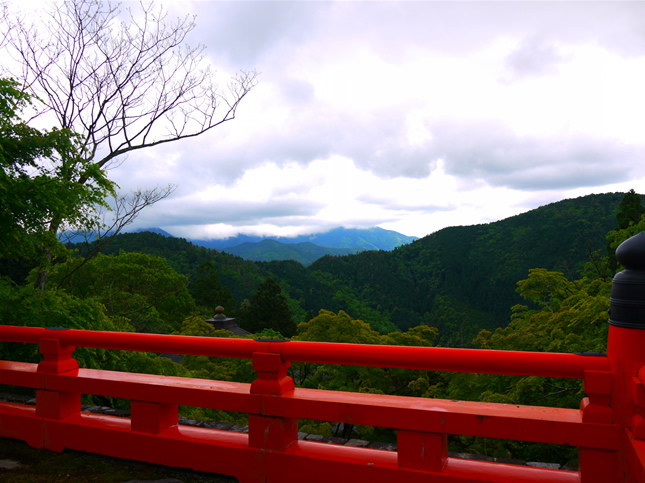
[43,251,195,333]
[0,277,189,409]
[0,77,113,262]
[293,310,439,440]
[428,219,645,464]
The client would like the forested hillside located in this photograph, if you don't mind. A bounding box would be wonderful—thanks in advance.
[66,231,310,325]
[222,239,357,265]
[64,192,633,343]
[268,192,628,342]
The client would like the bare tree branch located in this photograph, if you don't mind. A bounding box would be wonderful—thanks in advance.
[1,0,257,289]
[58,184,177,287]
[3,0,258,190]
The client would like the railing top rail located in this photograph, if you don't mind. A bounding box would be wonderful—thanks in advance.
[0,325,610,378]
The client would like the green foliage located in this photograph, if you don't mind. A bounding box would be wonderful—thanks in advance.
[171,315,254,424]
[0,277,188,383]
[616,189,645,230]
[74,192,627,345]
[190,261,237,317]
[238,278,296,337]
[252,327,287,339]
[607,189,644,271]
[292,310,440,440]
[425,271,610,465]
[421,219,645,464]
[433,270,610,404]
[607,214,645,266]
[0,77,114,261]
[69,232,299,317]
[44,251,195,333]
[172,315,216,337]
[299,193,624,340]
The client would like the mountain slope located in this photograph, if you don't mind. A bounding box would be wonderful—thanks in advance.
[222,239,357,266]
[286,227,418,250]
[72,192,635,341]
[267,192,631,342]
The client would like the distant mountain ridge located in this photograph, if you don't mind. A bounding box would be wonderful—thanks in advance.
[129,226,418,265]
[223,239,358,266]
[178,227,418,251]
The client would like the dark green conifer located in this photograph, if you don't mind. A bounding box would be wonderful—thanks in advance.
[239,278,296,337]
[190,261,237,317]
[608,190,644,272]
[617,189,645,229]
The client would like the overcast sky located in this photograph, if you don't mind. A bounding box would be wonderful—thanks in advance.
[17,1,645,239]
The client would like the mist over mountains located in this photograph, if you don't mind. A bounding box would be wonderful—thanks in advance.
[131,227,418,265]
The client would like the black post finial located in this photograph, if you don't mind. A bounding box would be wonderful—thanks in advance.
[609,232,645,329]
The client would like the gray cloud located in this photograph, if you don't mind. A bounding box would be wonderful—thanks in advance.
[278,78,315,105]
[132,196,323,228]
[107,1,645,238]
[429,120,644,191]
[157,1,645,188]
[189,2,329,67]
[356,195,457,214]
[194,2,645,70]
[504,37,565,80]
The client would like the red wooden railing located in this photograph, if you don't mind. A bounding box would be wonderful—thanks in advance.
[0,232,644,482]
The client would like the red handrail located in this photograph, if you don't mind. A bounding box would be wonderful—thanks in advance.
[1,325,610,377]
[0,323,630,482]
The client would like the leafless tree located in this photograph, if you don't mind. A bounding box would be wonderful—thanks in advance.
[0,3,8,49]
[2,0,258,288]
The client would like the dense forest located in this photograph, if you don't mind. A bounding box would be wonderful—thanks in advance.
[62,191,633,342]
[3,71,645,465]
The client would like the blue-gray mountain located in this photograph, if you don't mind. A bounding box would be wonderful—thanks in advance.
[185,227,417,251]
[131,227,418,265]
[222,240,357,266]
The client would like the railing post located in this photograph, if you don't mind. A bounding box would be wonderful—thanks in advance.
[248,351,297,451]
[605,232,645,482]
[35,333,81,452]
[579,366,616,482]
[36,336,80,421]
[398,430,447,472]
[131,401,178,434]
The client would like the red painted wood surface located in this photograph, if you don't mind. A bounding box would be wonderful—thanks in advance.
[0,324,641,482]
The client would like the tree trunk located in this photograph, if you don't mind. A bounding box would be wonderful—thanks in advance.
[34,220,60,291]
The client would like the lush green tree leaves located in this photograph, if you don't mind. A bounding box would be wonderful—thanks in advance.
[292,310,440,440]
[189,261,237,317]
[0,277,188,381]
[607,190,644,271]
[616,189,645,230]
[44,251,194,333]
[0,77,113,262]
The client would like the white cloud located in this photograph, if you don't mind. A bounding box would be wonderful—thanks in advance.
[8,0,645,240]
